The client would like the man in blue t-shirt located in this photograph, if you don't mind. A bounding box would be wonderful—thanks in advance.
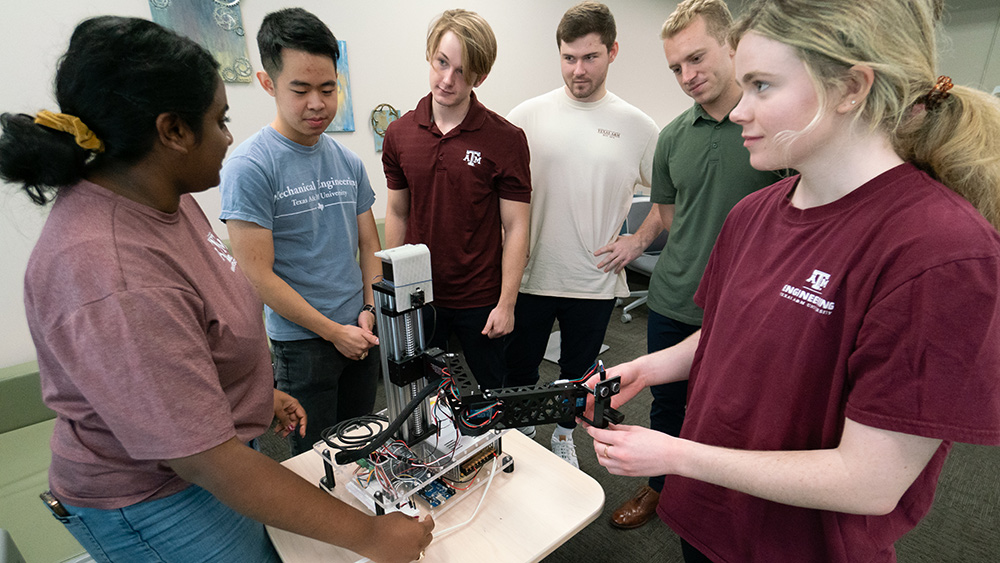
[219,8,381,455]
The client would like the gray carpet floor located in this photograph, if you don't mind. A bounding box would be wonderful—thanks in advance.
[260,274,1000,562]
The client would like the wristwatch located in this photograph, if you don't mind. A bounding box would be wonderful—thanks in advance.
[362,304,376,315]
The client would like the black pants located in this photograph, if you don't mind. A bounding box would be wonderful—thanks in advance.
[681,539,715,563]
[271,337,379,456]
[505,293,616,429]
[424,304,509,390]
[647,310,700,492]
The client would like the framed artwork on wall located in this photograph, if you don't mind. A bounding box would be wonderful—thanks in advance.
[326,40,355,133]
[148,0,253,84]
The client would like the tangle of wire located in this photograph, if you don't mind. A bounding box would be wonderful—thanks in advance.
[318,415,427,498]
[436,367,503,431]
[341,369,480,499]
[353,455,501,563]
[352,439,441,496]
[323,365,511,503]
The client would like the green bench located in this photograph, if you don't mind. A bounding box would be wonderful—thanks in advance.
[0,361,86,563]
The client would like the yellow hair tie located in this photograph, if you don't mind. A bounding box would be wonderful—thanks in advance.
[34,110,105,153]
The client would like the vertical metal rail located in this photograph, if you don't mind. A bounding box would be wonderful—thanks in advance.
[373,282,430,443]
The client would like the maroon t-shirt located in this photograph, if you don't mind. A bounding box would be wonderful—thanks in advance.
[382,92,531,308]
[25,182,273,509]
[660,163,1000,562]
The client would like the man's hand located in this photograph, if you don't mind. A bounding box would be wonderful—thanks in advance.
[358,308,376,333]
[272,389,306,438]
[481,304,514,338]
[595,234,647,274]
[330,325,379,361]
[595,205,665,273]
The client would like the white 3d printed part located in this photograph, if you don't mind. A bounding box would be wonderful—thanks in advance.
[375,244,434,312]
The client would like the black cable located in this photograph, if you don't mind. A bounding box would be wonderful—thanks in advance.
[319,414,389,452]
[331,379,440,465]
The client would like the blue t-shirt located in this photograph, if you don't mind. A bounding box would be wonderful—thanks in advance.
[220,126,375,341]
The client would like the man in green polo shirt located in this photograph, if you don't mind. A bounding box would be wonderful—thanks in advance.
[609,0,781,531]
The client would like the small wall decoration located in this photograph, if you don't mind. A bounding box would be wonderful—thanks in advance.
[149,0,253,83]
[326,40,356,133]
[370,104,400,152]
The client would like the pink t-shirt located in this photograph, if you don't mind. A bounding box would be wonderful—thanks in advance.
[25,182,273,509]
[660,163,1000,562]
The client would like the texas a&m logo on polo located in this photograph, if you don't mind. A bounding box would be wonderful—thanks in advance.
[463,150,482,167]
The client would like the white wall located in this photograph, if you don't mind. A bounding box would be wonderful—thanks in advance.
[0,0,683,367]
[1,0,998,368]
[940,0,1000,93]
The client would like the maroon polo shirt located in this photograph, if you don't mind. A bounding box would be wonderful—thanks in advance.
[382,92,531,308]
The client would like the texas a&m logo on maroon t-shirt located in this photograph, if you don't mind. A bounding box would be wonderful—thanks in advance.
[779,269,836,315]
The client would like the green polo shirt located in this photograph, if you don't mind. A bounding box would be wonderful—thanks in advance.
[648,103,781,325]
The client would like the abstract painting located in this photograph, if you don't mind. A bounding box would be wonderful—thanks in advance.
[326,40,355,133]
[149,0,253,83]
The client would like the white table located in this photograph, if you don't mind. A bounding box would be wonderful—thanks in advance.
[266,430,604,562]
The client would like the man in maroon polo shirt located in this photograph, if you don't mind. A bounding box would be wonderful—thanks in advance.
[381,9,531,390]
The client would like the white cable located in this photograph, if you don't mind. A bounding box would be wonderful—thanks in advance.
[431,455,499,540]
[353,455,500,563]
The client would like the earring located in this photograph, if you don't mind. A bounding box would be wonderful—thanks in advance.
[851,100,857,105]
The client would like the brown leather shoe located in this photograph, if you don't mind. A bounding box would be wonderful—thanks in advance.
[610,485,660,529]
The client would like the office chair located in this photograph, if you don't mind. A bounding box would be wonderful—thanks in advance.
[0,529,26,563]
[619,196,667,323]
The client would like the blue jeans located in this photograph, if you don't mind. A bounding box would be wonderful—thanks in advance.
[505,293,617,429]
[648,310,700,492]
[425,304,509,390]
[272,337,379,455]
[55,485,280,563]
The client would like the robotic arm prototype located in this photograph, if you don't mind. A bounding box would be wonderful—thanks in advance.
[332,244,624,465]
